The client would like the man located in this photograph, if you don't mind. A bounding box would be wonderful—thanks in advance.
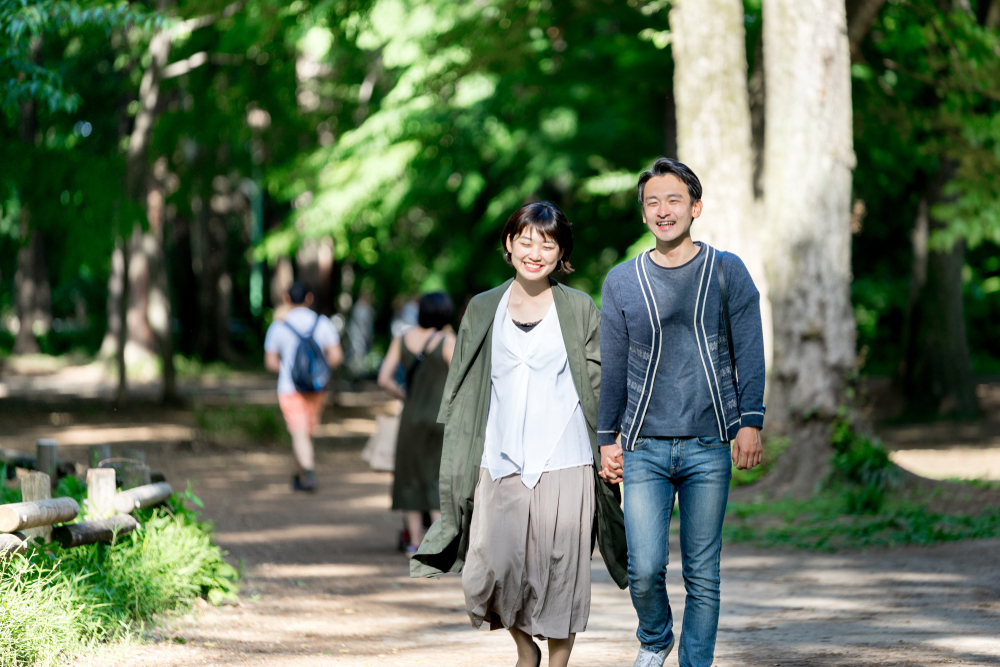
[597,158,765,667]
[264,280,344,492]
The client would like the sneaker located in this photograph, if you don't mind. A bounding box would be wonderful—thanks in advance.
[292,471,317,492]
[632,638,675,667]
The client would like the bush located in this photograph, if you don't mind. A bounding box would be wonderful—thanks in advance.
[724,420,1000,550]
[195,403,289,445]
[0,487,238,664]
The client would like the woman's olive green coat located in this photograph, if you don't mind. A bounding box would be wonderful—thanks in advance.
[409,278,629,589]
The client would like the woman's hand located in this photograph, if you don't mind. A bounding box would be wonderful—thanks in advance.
[598,444,624,484]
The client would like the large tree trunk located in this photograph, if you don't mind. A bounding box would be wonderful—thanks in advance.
[197,206,233,361]
[126,27,176,397]
[900,173,979,417]
[13,228,51,355]
[759,0,856,498]
[669,0,773,369]
[99,242,127,358]
[126,224,156,364]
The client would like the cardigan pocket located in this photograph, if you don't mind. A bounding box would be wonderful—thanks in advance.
[622,339,653,438]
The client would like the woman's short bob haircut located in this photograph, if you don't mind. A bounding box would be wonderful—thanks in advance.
[500,201,574,274]
[418,292,454,330]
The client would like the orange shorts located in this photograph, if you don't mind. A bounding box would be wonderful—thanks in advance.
[278,392,327,435]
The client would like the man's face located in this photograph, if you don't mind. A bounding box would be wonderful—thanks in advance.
[641,174,702,244]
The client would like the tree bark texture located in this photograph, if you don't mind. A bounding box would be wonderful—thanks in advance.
[147,158,175,401]
[13,228,51,355]
[761,0,856,497]
[669,0,773,369]
[99,242,126,358]
[900,195,979,416]
[127,29,176,398]
[126,224,155,361]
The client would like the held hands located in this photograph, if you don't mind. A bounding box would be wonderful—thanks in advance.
[598,444,624,484]
[598,427,764,481]
[732,426,763,470]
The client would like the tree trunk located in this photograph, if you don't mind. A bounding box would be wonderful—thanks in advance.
[99,242,126,358]
[669,0,773,369]
[146,158,175,401]
[171,217,198,356]
[116,235,129,405]
[126,27,176,398]
[198,208,232,361]
[126,224,156,365]
[13,228,50,355]
[759,0,856,498]
[900,172,979,417]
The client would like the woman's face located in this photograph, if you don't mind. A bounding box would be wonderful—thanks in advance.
[506,227,563,283]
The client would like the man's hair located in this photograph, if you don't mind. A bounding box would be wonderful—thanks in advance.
[287,280,310,305]
[418,292,454,330]
[500,201,575,274]
[637,158,703,205]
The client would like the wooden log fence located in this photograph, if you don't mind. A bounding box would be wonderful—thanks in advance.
[0,440,173,557]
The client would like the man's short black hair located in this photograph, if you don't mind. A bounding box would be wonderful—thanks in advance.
[637,158,703,204]
[418,292,454,329]
[288,280,310,305]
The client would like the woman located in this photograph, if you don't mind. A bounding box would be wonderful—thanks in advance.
[377,292,456,554]
[410,202,628,667]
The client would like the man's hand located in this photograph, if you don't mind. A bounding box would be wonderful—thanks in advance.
[599,444,624,484]
[732,426,763,470]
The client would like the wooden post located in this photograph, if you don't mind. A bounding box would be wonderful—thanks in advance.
[88,444,112,470]
[21,472,52,543]
[114,481,173,514]
[36,439,58,488]
[122,463,151,490]
[0,497,79,533]
[86,468,116,519]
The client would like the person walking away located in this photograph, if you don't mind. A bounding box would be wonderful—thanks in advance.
[410,202,629,667]
[597,158,766,667]
[377,292,456,553]
[264,280,344,492]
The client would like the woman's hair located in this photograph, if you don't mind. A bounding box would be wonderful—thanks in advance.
[418,292,454,329]
[500,201,574,274]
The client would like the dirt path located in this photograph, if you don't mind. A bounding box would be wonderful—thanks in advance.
[55,438,996,667]
[2,366,996,666]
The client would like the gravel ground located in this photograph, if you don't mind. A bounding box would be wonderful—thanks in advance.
[61,441,999,667]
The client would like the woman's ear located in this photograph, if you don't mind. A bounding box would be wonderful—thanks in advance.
[505,235,513,254]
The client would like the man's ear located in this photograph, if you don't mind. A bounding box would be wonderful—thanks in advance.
[691,199,703,220]
[304,293,315,306]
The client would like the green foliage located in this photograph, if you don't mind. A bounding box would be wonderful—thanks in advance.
[194,403,290,444]
[1,0,162,116]
[263,0,674,302]
[0,489,238,664]
[725,495,1000,551]
[725,420,1000,550]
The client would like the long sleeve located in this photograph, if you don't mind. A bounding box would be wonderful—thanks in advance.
[437,312,473,424]
[724,254,766,429]
[597,274,628,445]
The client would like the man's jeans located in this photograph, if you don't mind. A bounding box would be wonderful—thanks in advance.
[623,436,732,667]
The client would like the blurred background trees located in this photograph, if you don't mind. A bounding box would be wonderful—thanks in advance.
[2,0,999,437]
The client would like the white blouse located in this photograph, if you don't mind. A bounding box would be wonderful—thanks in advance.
[481,286,594,489]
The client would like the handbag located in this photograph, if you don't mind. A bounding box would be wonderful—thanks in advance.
[361,414,400,472]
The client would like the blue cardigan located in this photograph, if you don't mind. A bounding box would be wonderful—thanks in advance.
[598,245,766,450]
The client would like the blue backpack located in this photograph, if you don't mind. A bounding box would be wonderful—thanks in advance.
[283,316,331,393]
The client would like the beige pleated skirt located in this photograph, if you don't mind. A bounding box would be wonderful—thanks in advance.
[462,465,595,640]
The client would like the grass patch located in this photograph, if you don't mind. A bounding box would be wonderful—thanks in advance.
[194,404,289,445]
[0,474,238,665]
[725,420,1000,550]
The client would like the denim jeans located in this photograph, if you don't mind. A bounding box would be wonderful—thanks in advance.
[623,436,732,667]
